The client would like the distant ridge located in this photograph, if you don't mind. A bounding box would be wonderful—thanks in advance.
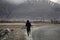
[0,0,60,20]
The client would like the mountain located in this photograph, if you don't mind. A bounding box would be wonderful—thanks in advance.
[0,0,60,20]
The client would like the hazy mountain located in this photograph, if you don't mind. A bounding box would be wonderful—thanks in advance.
[0,0,60,20]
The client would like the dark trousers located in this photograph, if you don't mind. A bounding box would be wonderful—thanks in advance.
[26,27,31,36]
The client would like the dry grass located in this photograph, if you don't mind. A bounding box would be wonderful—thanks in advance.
[0,28,26,40]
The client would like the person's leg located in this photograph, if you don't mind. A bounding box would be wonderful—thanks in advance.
[28,32,29,36]
[27,29,30,36]
[27,28,28,36]
[27,28,31,36]
[27,31,29,36]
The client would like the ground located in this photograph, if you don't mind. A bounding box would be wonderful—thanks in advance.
[0,24,60,40]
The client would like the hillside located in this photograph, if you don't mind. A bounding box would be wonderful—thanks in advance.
[0,0,60,20]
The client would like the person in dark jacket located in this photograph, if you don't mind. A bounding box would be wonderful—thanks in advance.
[26,20,31,36]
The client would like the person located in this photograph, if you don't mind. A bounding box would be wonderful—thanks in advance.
[26,20,31,36]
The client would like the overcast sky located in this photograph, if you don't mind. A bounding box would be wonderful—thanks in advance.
[2,0,60,4]
[0,0,60,20]
[3,0,27,5]
[50,0,60,4]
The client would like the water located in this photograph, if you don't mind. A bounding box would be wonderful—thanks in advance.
[32,24,60,40]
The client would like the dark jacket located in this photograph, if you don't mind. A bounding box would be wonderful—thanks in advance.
[26,20,31,28]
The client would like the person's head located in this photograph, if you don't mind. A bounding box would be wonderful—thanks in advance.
[27,20,29,22]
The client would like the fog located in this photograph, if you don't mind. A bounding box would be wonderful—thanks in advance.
[50,0,60,4]
[0,0,60,20]
[4,0,27,5]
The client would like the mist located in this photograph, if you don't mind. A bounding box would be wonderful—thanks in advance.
[0,0,60,20]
